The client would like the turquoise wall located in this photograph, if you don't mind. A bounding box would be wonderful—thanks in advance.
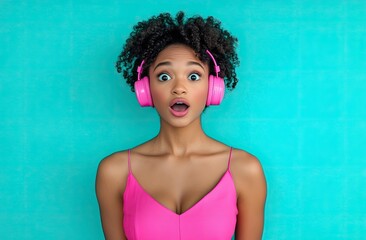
[1,1,365,239]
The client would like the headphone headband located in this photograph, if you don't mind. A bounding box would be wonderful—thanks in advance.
[137,60,145,81]
[205,50,220,77]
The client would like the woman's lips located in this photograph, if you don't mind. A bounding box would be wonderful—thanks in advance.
[169,106,189,117]
[169,98,190,108]
[169,98,190,117]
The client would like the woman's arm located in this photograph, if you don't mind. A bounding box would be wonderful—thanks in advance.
[96,152,128,240]
[232,150,267,240]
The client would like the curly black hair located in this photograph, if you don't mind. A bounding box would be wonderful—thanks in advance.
[116,11,239,92]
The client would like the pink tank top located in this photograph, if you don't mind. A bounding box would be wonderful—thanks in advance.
[123,148,238,240]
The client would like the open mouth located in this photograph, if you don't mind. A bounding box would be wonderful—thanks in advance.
[170,102,189,112]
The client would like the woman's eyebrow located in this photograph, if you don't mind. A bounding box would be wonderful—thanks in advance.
[187,61,204,70]
[154,61,171,71]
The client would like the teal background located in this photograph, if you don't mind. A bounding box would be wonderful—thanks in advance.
[1,0,365,239]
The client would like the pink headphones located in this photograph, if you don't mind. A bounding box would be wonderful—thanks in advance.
[134,50,224,107]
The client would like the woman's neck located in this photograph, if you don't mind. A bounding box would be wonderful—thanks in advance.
[152,117,209,157]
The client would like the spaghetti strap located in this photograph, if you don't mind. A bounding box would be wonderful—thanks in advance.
[227,147,233,172]
[127,149,132,174]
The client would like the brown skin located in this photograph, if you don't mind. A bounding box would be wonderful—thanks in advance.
[96,44,267,240]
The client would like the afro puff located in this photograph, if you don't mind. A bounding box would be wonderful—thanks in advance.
[116,11,239,92]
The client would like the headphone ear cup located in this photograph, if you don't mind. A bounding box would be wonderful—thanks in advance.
[134,76,153,107]
[206,75,225,106]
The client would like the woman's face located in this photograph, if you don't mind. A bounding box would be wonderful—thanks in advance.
[149,44,209,128]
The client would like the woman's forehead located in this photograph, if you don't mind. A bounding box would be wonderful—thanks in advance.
[152,44,206,67]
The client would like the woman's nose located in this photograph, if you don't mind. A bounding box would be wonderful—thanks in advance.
[171,78,187,95]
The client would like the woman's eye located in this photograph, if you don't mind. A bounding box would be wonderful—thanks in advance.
[188,73,201,81]
[158,73,171,81]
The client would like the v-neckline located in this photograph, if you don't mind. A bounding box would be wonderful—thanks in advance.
[128,170,231,216]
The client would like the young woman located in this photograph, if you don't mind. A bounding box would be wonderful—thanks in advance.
[96,12,266,240]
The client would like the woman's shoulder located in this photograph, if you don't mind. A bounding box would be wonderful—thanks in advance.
[96,150,130,193]
[230,148,266,193]
[231,148,263,172]
[98,150,129,171]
